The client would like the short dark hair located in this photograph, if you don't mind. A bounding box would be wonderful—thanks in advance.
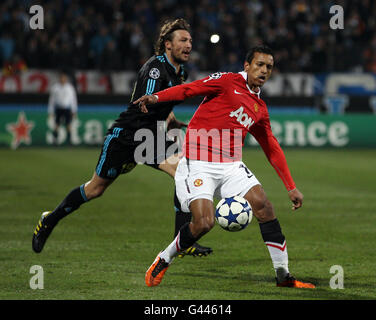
[155,18,191,55]
[245,45,274,64]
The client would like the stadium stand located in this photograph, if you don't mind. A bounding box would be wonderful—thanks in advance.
[1,0,376,74]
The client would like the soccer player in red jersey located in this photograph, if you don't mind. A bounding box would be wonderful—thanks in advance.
[135,45,315,288]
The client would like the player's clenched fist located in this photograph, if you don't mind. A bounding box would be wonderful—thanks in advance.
[288,188,304,211]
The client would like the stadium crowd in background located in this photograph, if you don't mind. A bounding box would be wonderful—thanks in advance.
[1,0,376,75]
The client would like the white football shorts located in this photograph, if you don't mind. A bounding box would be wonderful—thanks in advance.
[175,157,261,213]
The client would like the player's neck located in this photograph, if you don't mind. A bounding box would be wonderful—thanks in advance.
[164,52,180,74]
[248,84,260,93]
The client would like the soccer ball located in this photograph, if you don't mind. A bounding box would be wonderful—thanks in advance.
[215,196,253,232]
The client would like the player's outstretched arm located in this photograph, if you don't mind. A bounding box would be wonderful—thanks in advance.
[134,73,228,113]
[258,133,303,211]
[250,122,304,211]
[133,94,158,113]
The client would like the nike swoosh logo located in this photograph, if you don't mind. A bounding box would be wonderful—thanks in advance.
[234,89,243,95]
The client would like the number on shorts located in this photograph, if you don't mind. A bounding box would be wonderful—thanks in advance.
[240,164,253,178]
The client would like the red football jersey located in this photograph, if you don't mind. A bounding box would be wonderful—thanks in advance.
[155,71,296,191]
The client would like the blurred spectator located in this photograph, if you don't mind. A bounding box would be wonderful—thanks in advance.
[220,52,243,72]
[1,0,375,73]
[100,40,122,71]
[311,38,327,73]
[89,26,113,67]
[48,70,78,145]
[363,34,376,73]
[0,32,15,65]
[100,40,123,93]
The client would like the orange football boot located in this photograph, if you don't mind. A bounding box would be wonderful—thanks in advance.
[277,274,316,288]
[145,253,170,287]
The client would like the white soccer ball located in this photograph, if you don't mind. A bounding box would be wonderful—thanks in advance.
[215,196,253,232]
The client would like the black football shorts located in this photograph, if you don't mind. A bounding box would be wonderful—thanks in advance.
[95,126,177,179]
[55,108,73,126]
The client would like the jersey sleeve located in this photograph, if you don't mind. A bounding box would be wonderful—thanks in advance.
[155,72,230,102]
[138,60,167,99]
[249,111,296,191]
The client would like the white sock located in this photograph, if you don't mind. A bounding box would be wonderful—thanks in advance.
[265,240,289,281]
[159,233,181,264]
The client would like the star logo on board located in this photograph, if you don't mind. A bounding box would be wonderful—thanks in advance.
[6,112,34,149]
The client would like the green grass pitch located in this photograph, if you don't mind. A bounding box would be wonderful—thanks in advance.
[1,147,375,300]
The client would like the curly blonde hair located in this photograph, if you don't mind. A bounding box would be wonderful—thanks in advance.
[155,18,191,55]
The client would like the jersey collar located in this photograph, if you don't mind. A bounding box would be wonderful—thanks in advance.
[239,71,261,98]
[163,53,184,75]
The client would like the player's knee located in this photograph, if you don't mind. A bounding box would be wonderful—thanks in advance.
[253,198,275,223]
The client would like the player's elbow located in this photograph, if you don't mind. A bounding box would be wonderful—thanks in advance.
[181,86,196,100]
